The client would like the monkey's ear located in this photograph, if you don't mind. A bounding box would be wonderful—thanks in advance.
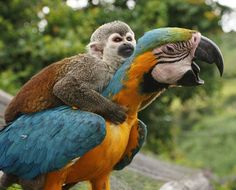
[87,42,103,59]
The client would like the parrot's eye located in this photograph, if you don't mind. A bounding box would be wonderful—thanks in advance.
[163,45,175,54]
[113,37,123,43]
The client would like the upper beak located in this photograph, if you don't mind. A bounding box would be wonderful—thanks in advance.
[194,36,224,76]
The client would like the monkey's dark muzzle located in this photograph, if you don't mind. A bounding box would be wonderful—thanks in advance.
[177,35,224,86]
[118,43,134,58]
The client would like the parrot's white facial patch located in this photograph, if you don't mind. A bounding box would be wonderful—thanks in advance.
[151,57,192,84]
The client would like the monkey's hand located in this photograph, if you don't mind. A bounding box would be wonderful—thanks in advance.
[98,103,127,124]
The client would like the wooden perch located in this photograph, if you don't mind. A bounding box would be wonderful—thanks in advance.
[0,89,213,190]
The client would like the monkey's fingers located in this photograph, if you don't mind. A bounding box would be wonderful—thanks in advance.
[106,108,127,124]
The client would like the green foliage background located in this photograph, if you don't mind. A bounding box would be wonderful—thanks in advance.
[1,0,236,189]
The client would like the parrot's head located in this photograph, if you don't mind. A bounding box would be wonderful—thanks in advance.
[129,27,224,93]
[103,27,224,110]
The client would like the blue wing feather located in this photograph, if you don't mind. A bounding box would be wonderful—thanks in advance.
[0,106,106,179]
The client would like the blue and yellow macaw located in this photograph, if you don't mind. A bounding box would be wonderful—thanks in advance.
[0,28,223,190]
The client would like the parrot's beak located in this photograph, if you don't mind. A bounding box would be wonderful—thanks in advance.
[177,35,224,86]
[194,36,224,76]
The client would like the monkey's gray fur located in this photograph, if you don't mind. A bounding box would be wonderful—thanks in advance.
[90,20,135,43]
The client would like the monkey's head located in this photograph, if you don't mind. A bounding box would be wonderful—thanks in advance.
[88,21,136,67]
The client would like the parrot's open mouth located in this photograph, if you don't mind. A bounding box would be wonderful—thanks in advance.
[177,61,204,86]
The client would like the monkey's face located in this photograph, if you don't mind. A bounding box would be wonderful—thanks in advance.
[104,32,136,61]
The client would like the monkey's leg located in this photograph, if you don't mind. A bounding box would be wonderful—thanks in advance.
[90,175,110,190]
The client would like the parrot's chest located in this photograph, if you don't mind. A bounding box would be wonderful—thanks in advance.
[65,121,133,183]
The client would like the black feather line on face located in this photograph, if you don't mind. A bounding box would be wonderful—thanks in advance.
[140,69,169,94]
[156,52,190,64]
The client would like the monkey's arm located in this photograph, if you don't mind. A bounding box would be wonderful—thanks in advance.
[53,69,126,124]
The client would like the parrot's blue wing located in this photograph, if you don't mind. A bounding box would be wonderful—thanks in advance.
[0,106,106,180]
[113,119,147,170]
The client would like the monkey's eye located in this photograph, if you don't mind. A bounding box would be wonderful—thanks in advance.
[113,37,122,42]
[126,36,132,41]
